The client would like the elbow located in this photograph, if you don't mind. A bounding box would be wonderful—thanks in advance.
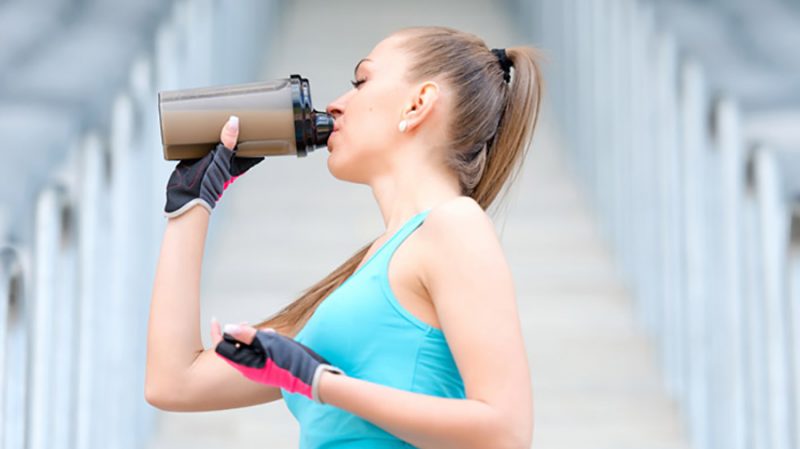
[511,430,531,449]
[145,382,181,411]
[144,362,188,411]
[467,400,532,449]
[494,429,530,449]
[492,413,531,449]
[506,417,532,449]
[494,427,530,449]
[145,382,167,409]
[512,424,532,449]
[144,366,166,409]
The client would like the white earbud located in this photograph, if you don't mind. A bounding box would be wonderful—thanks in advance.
[398,120,408,133]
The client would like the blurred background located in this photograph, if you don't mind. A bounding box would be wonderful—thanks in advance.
[0,0,798,448]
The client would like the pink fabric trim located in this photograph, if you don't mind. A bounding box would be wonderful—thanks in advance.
[217,352,312,399]
[218,175,240,200]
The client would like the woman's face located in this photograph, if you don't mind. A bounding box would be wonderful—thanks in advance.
[325,35,416,184]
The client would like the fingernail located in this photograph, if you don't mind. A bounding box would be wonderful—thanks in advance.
[224,323,241,334]
[228,115,239,132]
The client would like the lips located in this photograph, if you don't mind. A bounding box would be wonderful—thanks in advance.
[328,122,339,152]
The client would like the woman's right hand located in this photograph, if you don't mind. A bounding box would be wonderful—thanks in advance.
[163,115,265,218]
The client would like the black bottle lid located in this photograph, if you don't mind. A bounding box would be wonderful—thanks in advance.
[290,74,335,157]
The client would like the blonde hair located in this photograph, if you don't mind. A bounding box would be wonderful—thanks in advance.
[253,25,545,335]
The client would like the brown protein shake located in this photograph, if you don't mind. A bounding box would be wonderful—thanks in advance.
[158,74,334,160]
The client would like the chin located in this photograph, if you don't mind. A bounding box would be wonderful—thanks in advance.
[326,151,368,185]
[326,153,339,178]
[326,150,348,181]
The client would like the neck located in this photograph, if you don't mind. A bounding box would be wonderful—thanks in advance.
[369,155,462,233]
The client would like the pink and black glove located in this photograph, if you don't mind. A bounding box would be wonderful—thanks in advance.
[163,115,264,218]
[215,328,345,404]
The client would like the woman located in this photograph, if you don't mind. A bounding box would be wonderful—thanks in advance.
[146,25,544,449]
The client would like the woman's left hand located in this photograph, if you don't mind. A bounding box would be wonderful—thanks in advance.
[212,320,345,404]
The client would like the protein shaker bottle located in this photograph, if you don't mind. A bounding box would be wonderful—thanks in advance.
[158,74,334,160]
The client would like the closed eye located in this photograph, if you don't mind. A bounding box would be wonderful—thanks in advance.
[350,78,366,89]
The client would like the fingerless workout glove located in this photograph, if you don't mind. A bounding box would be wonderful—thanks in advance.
[164,142,264,218]
[215,329,345,404]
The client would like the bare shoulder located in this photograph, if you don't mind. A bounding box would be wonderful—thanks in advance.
[417,196,501,284]
[418,196,495,243]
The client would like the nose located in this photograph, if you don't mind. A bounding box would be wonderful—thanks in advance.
[326,91,350,119]
[326,101,342,119]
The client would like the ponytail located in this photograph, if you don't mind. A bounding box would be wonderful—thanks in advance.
[472,45,545,209]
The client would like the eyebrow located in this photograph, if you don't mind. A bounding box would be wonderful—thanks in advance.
[354,58,373,77]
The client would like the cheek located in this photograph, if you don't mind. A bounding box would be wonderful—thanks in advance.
[350,94,396,140]
[356,114,388,142]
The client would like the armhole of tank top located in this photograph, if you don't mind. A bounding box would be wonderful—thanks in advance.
[377,210,445,337]
[349,209,433,281]
[292,212,422,343]
[296,209,438,342]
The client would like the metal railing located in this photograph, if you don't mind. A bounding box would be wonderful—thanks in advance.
[0,0,278,447]
[509,1,800,449]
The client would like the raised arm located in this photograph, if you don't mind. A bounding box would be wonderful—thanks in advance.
[144,116,278,411]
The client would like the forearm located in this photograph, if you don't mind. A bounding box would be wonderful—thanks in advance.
[318,372,524,449]
[145,205,210,396]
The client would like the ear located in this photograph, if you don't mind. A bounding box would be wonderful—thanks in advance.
[400,81,440,132]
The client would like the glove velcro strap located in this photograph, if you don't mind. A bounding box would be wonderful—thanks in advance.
[311,364,346,405]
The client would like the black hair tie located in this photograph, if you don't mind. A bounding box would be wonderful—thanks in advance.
[490,48,512,83]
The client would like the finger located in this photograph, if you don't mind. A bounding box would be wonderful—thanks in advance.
[211,316,222,346]
[220,115,239,150]
[240,326,257,345]
[223,323,257,345]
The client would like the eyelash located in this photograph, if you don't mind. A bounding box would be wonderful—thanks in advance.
[350,78,366,88]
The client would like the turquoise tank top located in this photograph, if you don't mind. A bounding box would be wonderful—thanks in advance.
[280,208,465,448]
